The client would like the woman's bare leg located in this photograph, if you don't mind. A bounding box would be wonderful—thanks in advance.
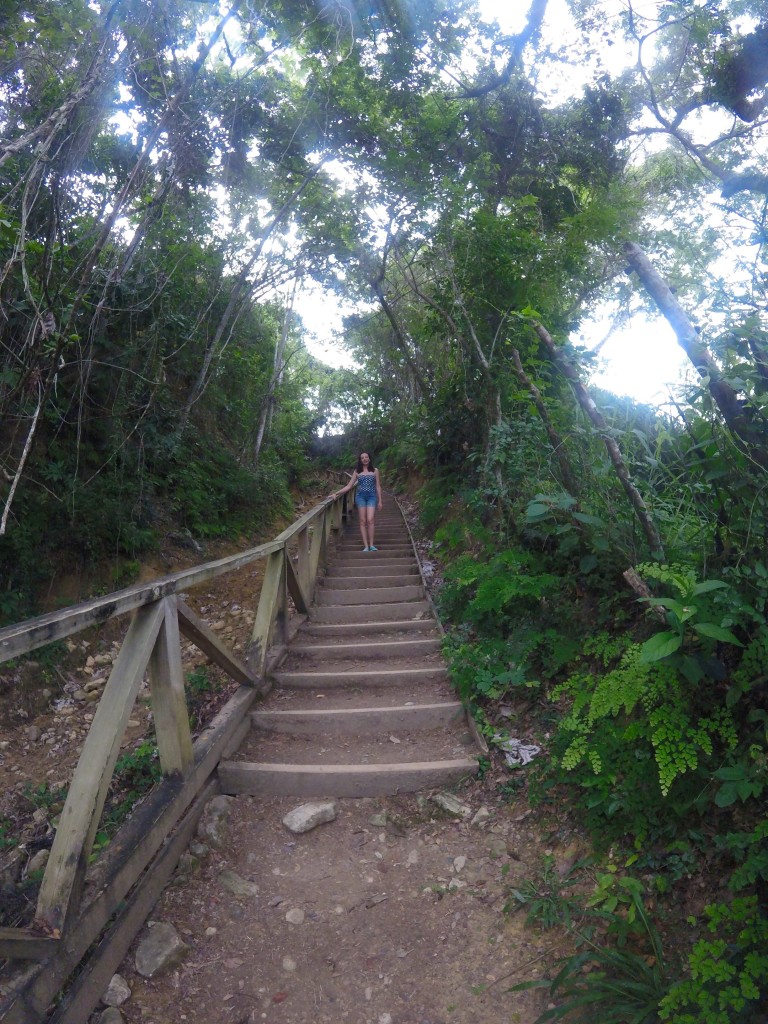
[358,509,371,548]
[365,507,376,548]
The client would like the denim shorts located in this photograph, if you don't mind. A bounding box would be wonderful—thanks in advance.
[356,493,377,508]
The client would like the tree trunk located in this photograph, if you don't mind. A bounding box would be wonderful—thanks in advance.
[510,347,580,497]
[533,321,665,559]
[371,280,429,398]
[623,241,768,463]
[181,165,323,430]
[254,284,295,464]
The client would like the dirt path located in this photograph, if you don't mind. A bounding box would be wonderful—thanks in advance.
[111,780,581,1024]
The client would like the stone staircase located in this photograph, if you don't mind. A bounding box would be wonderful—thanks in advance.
[218,498,481,797]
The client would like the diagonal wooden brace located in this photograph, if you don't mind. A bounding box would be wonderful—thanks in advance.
[35,601,166,936]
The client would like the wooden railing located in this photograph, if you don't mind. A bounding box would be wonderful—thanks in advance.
[0,489,351,1023]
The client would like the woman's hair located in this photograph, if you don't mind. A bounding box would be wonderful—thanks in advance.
[356,453,375,473]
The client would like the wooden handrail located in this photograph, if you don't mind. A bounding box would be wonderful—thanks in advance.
[0,490,350,981]
[0,497,340,663]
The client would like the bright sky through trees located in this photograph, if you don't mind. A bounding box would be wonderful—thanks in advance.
[475,0,690,403]
[299,0,690,404]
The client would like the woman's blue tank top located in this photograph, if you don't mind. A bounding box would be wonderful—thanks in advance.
[357,472,376,496]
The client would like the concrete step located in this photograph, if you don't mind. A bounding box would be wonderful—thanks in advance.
[229,719,477,770]
[284,638,442,661]
[347,528,410,535]
[326,559,418,575]
[271,665,448,689]
[252,701,465,735]
[332,558,417,570]
[298,618,440,638]
[310,602,431,624]
[321,574,420,589]
[218,758,477,798]
[315,585,423,606]
[337,548,415,557]
[338,534,410,544]
[256,682,457,711]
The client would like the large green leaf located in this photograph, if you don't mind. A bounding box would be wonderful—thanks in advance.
[693,622,743,646]
[639,631,682,663]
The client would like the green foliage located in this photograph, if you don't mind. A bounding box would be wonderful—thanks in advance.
[555,641,737,796]
[437,541,583,706]
[158,440,293,539]
[512,879,670,1024]
[102,740,162,836]
[715,818,768,892]
[443,632,530,702]
[0,815,16,852]
[636,563,743,668]
[505,855,590,930]
[23,781,66,812]
[531,703,709,850]
[185,664,225,728]
[727,631,768,708]
[519,940,669,1024]
[587,868,647,924]
[659,897,768,1024]
[439,548,561,633]
[714,750,767,808]
[186,666,214,695]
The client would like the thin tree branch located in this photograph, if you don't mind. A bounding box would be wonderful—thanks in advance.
[531,319,665,558]
[1,385,42,536]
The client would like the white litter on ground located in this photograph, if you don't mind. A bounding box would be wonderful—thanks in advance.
[492,734,541,768]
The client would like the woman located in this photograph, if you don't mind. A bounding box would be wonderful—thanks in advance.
[331,452,383,551]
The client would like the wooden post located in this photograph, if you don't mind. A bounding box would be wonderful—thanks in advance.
[341,489,355,524]
[296,526,310,599]
[35,601,166,936]
[148,597,193,776]
[309,512,327,583]
[247,548,287,678]
[286,556,310,615]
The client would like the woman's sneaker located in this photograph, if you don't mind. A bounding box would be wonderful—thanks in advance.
[368,545,378,551]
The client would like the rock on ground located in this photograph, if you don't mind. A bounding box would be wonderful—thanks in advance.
[196,794,234,848]
[134,921,189,978]
[282,800,338,834]
[102,973,131,1007]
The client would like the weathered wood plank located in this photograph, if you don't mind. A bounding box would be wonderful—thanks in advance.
[149,597,193,776]
[48,779,218,1024]
[296,526,310,602]
[247,549,286,678]
[308,508,327,582]
[35,601,166,936]
[176,599,261,688]
[310,601,431,624]
[0,685,257,1017]
[285,554,309,615]
[0,928,58,960]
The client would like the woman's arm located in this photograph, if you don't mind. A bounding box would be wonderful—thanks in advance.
[375,469,383,509]
[331,471,357,500]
